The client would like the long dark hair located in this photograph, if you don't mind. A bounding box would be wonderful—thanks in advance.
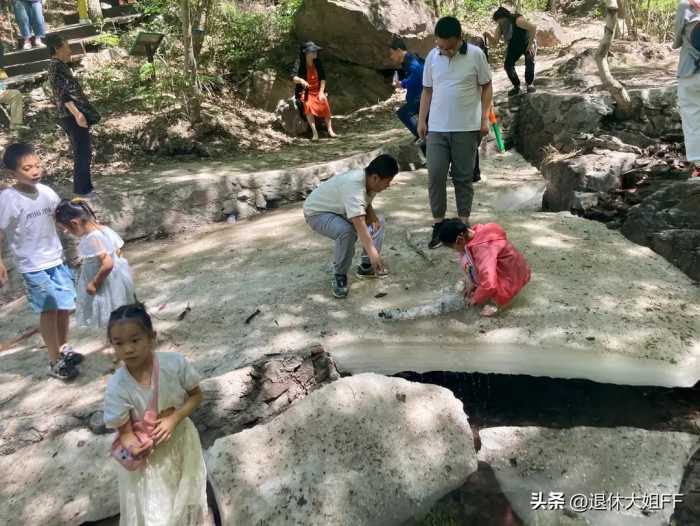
[493,6,516,22]
[438,218,470,245]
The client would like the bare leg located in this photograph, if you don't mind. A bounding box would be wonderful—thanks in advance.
[306,114,319,140]
[57,310,71,349]
[325,117,337,138]
[40,310,60,364]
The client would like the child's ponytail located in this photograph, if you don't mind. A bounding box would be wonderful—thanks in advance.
[55,197,97,225]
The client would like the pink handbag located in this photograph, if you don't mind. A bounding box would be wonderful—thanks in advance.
[111,355,160,471]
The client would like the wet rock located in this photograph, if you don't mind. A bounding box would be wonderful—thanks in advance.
[621,179,700,281]
[479,426,700,526]
[207,373,478,526]
[294,0,436,70]
[379,289,465,320]
[541,151,637,212]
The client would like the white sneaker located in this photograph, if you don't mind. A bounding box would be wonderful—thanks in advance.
[22,40,32,50]
[34,37,46,48]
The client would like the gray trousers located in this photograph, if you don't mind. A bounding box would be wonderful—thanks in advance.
[0,89,23,126]
[426,130,480,219]
[305,212,385,275]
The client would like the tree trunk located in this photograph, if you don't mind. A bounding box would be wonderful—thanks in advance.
[88,0,103,19]
[594,0,635,119]
[550,0,559,15]
[180,0,202,125]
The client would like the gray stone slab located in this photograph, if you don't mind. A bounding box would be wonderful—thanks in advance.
[478,426,700,526]
[206,373,478,526]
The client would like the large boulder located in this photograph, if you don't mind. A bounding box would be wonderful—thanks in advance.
[479,426,700,526]
[621,179,700,281]
[0,429,118,526]
[514,92,614,165]
[294,0,436,69]
[626,87,683,140]
[241,69,295,113]
[541,151,638,211]
[529,12,564,48]
[207,373,478,526]
[271,60,393,129]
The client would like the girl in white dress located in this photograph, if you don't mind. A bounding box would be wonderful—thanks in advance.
[55,198,135,328]
[104,303,209,525]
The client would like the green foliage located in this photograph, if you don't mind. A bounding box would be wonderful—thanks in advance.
[136,0,170,16]
[209,0,302,77]
[139,62,156,82]
[417,508,461,526]
[624,0,677,41]
[93,32,121,48]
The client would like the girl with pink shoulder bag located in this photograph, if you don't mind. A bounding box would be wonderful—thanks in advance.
[103,304,209,525]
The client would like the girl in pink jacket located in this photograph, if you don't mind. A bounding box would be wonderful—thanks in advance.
[438,219,531,317]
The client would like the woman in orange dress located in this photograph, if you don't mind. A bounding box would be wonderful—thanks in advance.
[291,41,338,140]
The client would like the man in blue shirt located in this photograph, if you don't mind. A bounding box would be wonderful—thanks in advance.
[390,37,426,156]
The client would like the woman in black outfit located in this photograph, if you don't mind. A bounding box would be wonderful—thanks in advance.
[46,34,100,197]
[484,7,538,96]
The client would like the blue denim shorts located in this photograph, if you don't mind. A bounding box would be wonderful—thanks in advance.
[22,263,76,314]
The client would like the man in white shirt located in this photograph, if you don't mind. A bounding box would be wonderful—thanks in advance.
[418,16,493,249]
[304,154,399,298]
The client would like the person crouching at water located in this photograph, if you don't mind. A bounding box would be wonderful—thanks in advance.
[438,219,531,317]
[304,154,399,298]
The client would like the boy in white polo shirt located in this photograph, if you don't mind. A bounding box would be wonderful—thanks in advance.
[0,143,83,380]
[304,154,399,298]
[418,16,493,249]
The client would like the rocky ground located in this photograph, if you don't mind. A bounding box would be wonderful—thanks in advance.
[0,143,698,524]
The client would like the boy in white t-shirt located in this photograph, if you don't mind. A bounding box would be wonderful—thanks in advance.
[0,143,83,380]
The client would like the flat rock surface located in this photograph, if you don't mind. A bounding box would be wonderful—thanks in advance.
[206,373,477,526]
[478,426,700,526]
[0,429,117,526]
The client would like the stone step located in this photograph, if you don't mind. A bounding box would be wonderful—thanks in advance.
[3,41,85,67]
[12,23,98,49]
[63,5,136,25]
[4,52,85,77]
